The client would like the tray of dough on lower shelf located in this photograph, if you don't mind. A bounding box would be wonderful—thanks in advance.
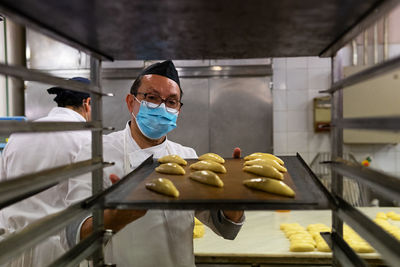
[104,153,330,210]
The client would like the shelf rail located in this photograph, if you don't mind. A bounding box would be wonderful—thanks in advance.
[0,159,113,209]
[0,53,109,265]
[321,54,400,94]
[0,202,91,265]
[323,159,400,203]
[334,196,400,266]
[320,232,368,267]
[0,121,107,135]
[0,62,113,96]
[320,0,400,57]
[332,117,400,130]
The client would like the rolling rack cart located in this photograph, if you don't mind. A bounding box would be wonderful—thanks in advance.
[0,1,399,266]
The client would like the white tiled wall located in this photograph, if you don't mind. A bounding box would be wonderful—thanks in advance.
[273,55,400,177]
[272,57,331,164]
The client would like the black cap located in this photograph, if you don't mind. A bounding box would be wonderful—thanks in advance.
[140,60,180,87]
[47,77,90,107]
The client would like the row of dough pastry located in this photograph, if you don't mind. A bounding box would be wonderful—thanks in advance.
[148,152,297,199]
[242,153,295,198]
[374,212,400,240]
[280,221,382,253]
[146,153,225,197]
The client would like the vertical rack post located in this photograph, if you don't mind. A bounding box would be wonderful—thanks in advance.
[90,56,104,266]
[330,55,344,266]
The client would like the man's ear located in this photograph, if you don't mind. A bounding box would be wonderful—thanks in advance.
[126,94,135,113]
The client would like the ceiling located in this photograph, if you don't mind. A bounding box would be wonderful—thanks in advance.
[0,0,389,60]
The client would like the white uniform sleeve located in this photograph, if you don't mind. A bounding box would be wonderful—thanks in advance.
[195,210,245,240]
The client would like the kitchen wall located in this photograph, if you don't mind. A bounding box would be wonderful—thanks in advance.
[272,57,331,165]
[272,55,400,179]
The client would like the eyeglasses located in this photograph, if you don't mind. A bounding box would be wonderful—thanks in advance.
[135,92,183,110]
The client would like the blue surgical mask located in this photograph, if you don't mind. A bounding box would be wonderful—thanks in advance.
[133,100,178,139]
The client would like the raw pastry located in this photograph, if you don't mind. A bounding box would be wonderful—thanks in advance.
[376,212,387,220]
[243,178,295,197]
[190,160,227,173]
[189,170,224,187]
[243,165,284,180]
[198,153,225,164]
[244,152,284,165]
[290,242,315,252]
[316,241,331,252]
[158,154,187,166]
[155,162,185,175]
[387,211,400,221]
[145,178,179,198]
[244,158,287,173]
[193,217,205,238]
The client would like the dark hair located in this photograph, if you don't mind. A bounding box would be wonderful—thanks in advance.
[129,75,183,100]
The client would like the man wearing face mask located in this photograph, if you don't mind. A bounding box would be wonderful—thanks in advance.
[0,77,92,267]
[65,61,244,267]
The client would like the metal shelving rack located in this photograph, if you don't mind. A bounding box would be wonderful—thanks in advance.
[0,60,114,266]
[318,3,400,265]
[0,1,399,267]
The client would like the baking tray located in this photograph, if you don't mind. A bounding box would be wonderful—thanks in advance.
[104,154,330,210]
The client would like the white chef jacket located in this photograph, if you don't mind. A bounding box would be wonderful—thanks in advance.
[0,107,91,267]
[66,123,244,267]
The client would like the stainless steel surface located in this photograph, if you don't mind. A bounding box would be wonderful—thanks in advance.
[169,75,272,157]
[48,230,107,267]
[102,65,272,79]
[90,57,105,266]
[5,18,25,116]
[0,121,102,134]
[333,116,400,130]
[0,159,112,209]
[0,62,110,95]
[321,54,400,94]
[209,77,272,157]
[324,159,400,203]
[336,196,400,267]
[330,57,343,266]
[373,24,378,64]
[0,202,90,265]
[0,0,396,59]
[352,40,358,66]
[27,29,89,70]
[363,31,368,66]
[105,155,330,210]
[320,0,400,57]
[384,16,388,60]
[168,78,209,155]
[320,232,368,267]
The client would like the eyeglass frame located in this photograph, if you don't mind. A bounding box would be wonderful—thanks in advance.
[134,92,183,110]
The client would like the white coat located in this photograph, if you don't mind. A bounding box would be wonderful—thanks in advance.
[66,123,244,267]
[0,107,91,267]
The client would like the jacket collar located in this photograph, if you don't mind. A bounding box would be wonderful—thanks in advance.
[48,107,86,122]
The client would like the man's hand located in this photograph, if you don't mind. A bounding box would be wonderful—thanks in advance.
[80,174,147,240]
[222,210,244,223]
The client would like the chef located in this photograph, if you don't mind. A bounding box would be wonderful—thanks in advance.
[0,77,92,267]
[66,60,245,267]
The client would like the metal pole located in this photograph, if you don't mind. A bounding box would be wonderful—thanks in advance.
[363,30,368,66]
[351,40,358,66]
[90,56,104,266]
[384,16,388,60]
[330,54,343,267]
[373,23,378,64]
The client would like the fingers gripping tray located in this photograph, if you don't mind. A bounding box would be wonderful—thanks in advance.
[105,154,330,210]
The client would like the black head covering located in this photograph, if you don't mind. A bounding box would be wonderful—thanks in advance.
[140,60,180,87]
[47,77,90,107]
